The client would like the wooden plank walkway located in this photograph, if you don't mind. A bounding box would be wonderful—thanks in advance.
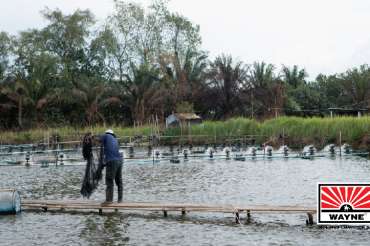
[22,200,317,225]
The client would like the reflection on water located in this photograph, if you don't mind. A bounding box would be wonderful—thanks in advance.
[80,214,130,246]
[0,156,369,245]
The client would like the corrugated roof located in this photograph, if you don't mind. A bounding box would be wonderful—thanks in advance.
[174,113,202,120]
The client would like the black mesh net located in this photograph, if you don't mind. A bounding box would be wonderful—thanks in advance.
[80,133,104,198]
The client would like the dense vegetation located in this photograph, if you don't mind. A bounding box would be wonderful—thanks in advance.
[1,117,369,149]
[1,0,370,130]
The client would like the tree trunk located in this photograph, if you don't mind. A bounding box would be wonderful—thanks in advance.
[18,97,23,128]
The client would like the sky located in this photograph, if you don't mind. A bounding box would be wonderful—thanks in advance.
[1,0,370,79]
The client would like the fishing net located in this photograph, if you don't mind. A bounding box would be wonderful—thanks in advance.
[80,133,104,198]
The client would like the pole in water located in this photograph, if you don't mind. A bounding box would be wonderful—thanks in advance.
[266,146,273,157]
[209,150,214,159]
[339,131,342,157]
[251,147,257,157]
[59,153,64,165]
[306,213,314,225]
[129,146,134,158]
[235,212,240,224]
[183,149,188,159]
[309,145,315,156]
[226,149,230,159]
[329,144,335,155]
[283,146,289,157]
[25,152,31,166]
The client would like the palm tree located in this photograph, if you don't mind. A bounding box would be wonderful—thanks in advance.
[0,79,34,128]
[80,86,120,125]
[249,62,275,88]
[123,62,161,124]
[54,81,122,126]
[207,54,248,118]
[340,65,370,107]
[0,32,12,81]
[248,62,283,117]
[159,50,207,99]
[282,65,307,88]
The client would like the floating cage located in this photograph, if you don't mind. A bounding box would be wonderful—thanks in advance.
[206,148,215,159]
[222,147,231,159]
[265,146,273,157]
[58,152,65,165]
[170,157,180,164]
[161,151,173,157]
[0,141,368,167]
[234,154,246,161]
[153,150,161,159]
[328,144,336,155]
[40,161,49,168]
[250,147,257,157]
[302,145,316,157]
[192,147,206,154]
[183,149,189,159]
[282,145,289,157]
[342,144,352,155]
[25,152,31,166]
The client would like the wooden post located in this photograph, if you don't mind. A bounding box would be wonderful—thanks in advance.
[339,131,342,157]
[214,126,217,144]
[235,212,240,224]
[306,213,313,225]
[188,122,191,144]
[251,90,254,118]
[163,210,168,217]
[247,210,251,220]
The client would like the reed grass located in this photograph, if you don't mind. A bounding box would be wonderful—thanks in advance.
[1,117,369,147]
[0,125,153,144]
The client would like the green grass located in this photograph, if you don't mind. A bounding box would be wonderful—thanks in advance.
[0,125,153,145]
[1,117,369,149]
[259,116,370,148]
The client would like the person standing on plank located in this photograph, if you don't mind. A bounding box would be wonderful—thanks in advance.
[100,129,123,203]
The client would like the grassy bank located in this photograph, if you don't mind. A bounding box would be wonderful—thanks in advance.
[163,117,370,148]
[1,117,370,149]
[0,126,153,145]
[259,117,370,149]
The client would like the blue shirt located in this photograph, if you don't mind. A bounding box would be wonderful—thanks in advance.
[101,133,122,162]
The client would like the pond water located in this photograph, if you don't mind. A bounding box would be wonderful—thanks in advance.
[0,154,369,245]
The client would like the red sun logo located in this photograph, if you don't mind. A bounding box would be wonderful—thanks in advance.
[321,185,370,210]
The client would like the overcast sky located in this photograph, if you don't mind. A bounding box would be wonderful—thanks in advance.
[1,0,370,78]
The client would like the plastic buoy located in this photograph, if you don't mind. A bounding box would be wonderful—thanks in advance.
[0,189,21,215]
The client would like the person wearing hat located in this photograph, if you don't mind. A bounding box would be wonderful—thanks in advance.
[100,129,123,203]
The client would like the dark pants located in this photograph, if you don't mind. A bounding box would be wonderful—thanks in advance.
[105,160,123,202]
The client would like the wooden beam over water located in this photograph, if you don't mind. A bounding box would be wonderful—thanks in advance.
[22,200,316,225]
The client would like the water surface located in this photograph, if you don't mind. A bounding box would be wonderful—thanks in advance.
[0,155,369,245]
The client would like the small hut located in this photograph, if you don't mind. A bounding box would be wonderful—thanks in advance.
[166,113,202,128]
[328,108,368,118]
